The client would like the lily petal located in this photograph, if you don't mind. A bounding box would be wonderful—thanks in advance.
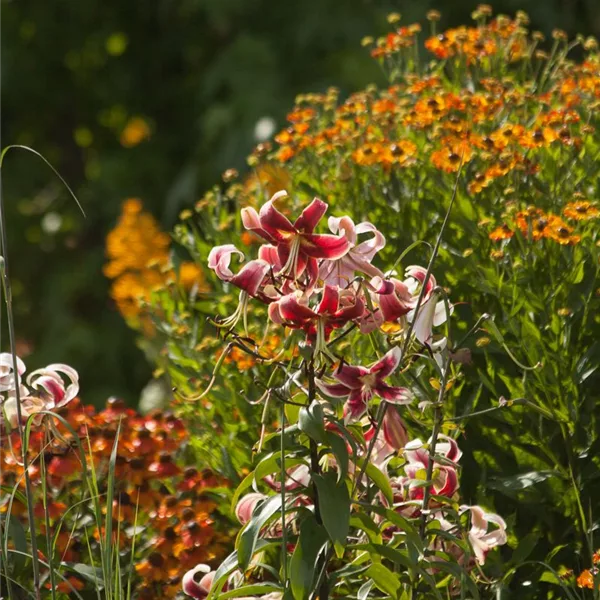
[294,198,328,233]
[230,259,271,297]
[207,245,245,281]
[377,384,412,404]
[300,233,350,260]
[317,285,339,315]
[369,346,402,379]
[334,364,369,389]
[316,380,351,398]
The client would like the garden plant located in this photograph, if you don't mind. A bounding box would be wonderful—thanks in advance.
[1,5,600,599]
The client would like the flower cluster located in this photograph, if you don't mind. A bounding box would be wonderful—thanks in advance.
[488,205,587,246]
[576,550,600,589]
[104,198,207,326]
[208,191,449,369]
[1,392,230,598]
[0,352,79,430]
[183,193,507,598]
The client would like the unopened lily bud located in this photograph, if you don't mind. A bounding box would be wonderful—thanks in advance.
[235,492,266,525]
[383,407,408,450]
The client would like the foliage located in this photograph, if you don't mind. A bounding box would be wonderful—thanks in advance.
[1,387,232,598]
[127,7,600,598]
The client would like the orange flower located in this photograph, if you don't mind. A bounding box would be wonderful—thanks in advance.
[120,117,151,148]
[563,201,600,220]
[577,569,595,589]
[430,137,473,172]
[489,225,514,242]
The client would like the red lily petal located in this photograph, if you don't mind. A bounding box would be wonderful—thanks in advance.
[317,285,339,315]
[241,207,273,242]
[376,384,412,404]
[333,293,365,323]
[406,265,436,296]
[334,363,369,388]
[434,466,459,497]
[316,380,351,398]
[277,243,308,278]
[278,293,316,323]
[369,346,402,379]
[343,388,369,421]
[230,259,270,296]
[300,233,350,259]
[367,276,395,295]
[293,198,328,233]
[258,244,282,271]
[379,279,413,321]
[259,192,296,240]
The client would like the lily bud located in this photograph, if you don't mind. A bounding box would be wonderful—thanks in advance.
[235,492,266,525]
[382,407,408,450]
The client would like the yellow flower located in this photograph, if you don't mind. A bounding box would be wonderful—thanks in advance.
[120,117,151,148]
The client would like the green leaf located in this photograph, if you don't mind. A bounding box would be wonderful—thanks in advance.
[5,515,27,574]
[290,515,328,600]
[488,470,557,492]
[237,495,282,571]
[512,532,540,565]
[366,563,400,599]
[325,431,349,483]
[299,402,326,442]
[313,472,350,557]
[69,563,105,587]
[220,584,283,598]
[358,579,374,600]
[364,462,393,505]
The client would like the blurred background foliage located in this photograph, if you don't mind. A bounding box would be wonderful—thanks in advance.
[2,0,600,406]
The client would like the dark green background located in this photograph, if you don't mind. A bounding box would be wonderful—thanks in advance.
[2,0,598,406]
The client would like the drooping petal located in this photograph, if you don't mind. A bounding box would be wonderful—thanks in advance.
[230,259,270,297]
[294,198,328,233]
[333,292,365,323]
[207,245,245,281]
[328,215,357,244]
[182,564,212,599]
[433,299,453,327]
[241,207,273,242]
[300,233,350,260]
[405,265,437,299]
[353,222,386,262]
[28,364,79,409]
[235,493,267,525]
[379,279,413,321]
[434,434,462,462]
[433,465,459,497]
[369,346,402,379]
[366,276,395,295]
[315,379,351,398]
[376,384,412,404]
[382,407,408,450]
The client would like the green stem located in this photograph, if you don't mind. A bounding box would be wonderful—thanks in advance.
[0,188,42,600]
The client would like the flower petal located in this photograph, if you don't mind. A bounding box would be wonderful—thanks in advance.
[334,364,368,389]
[277,292,316,323]
[317,285,339,315]
[230,259,270,297]
[241,207,273,242]
[343,388,369,421]
[258,191,296,240]
[294,198,328,233]
[207,245,245,281]
[377,384,412,404]
[353,221,386,261]
[370,346,402,379]
[300,233,350,260]
[316,380,351,398]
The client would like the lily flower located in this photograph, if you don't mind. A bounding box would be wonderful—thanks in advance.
[208,245,273,331]
[319,216,386,287]
[460,505,507,565]
[0,353,26,393]
[269,285,365,357]
[27,363,79,410]
[316,346,412,421]
[402,435,462,500]
[182,564,214,599]
[241,191,350,283]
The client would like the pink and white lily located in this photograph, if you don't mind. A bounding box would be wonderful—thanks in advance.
[0,353,26,393]
[460,505,507,565]
[402,435,462,500]
[241,191,350,283]
[208,245,275,331]
[319,216,386,287]
[316,347,412,421]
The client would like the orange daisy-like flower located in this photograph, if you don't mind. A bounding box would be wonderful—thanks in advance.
[489,224,514,242]
[430,137,473,173]
[563,201,600,221]
[577,569,595,589]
